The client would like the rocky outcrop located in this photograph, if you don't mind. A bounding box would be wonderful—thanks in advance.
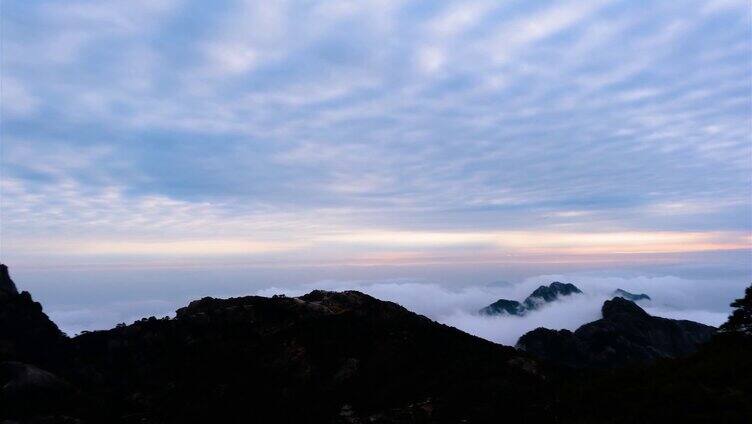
[480,282,582,316]
[612,288,650,302]
[517,297,716,368]
[0,264,19,295]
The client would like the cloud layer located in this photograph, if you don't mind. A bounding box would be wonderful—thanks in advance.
[255,274,738,345]
[1,0,750,272]
[44,272,739,342]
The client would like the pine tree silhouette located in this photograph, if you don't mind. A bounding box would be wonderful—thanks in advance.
[720,284,752,335]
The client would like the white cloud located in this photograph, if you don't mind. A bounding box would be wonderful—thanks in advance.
[1,78,39,117]
[481,1,607,64]
[416,46,446,73]
[203,41,259,74]
[195,1,291,77]
[428,1,493,37]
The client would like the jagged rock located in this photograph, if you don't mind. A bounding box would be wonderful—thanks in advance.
[480,282,583,316]
[612,288,651,302]
[517,297,716,368]
[0,264,19,295]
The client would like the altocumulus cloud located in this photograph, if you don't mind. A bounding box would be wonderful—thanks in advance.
[1,0,750,269]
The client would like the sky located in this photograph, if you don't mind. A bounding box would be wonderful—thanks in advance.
[1,1,750,336]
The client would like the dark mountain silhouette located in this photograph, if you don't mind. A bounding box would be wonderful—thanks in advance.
[0,265,77,420]
[0,267,547,423]
[1,264,750,423]
[612,288,651,301]
[555,287,752,423]
[479,281,582,316]
[67,290,549,423]
[516,297,716,368]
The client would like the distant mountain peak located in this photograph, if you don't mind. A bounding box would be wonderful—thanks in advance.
[0,264,19,295]
[523,282,582,309]
[612,288,651,302]
[479,282,583,316]
[479,299,524,316]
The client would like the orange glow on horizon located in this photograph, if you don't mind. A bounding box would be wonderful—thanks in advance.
[7,230,749,263]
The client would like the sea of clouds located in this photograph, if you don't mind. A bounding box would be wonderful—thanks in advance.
[255,274,736,346]
[48,274,738,345]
